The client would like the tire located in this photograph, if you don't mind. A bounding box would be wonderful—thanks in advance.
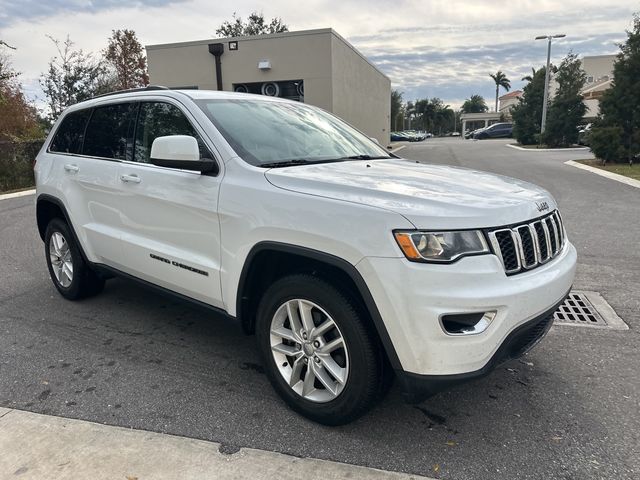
[44,218,105,300]
[256,274,383,425]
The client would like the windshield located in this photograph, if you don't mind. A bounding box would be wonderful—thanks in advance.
[195,99,391,167]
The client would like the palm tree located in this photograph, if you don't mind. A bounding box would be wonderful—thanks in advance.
[461,94,488,113]
[521,68,537,82]
[490,70,511,112]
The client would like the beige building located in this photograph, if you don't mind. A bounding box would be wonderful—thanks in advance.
[498,90,522,117]
[146,29,391,145]
[581,54,616,119]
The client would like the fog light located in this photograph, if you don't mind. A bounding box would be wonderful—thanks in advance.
[440,311,496,335]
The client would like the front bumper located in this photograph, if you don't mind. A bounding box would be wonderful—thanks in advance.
[395,296,565,402]
[356,241,576,381]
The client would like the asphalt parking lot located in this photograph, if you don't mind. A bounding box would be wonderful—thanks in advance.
[1,138,638,480]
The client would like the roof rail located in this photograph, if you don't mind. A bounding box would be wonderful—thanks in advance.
[91,85,170,99]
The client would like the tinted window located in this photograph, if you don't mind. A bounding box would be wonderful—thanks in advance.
[49,109,91,154]
[134,102,211,163]
[83,103,137,160]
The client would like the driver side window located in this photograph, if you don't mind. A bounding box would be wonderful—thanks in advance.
[134,102,212,163]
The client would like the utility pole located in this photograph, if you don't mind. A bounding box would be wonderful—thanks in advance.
[535,34,566,135]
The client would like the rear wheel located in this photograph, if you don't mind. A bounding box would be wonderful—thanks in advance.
[256,274,382,425]
[44,218,104,300]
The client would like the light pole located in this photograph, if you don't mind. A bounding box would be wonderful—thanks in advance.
[535,34,565,135]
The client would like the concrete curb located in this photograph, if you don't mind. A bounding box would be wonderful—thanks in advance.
[565,160,640,190]
[389,145,406,154]
[506,144,589,152]
[0,189,36,201]
[0,408,434,480]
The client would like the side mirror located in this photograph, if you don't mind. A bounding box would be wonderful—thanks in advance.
[150,135,216,173]
[370,137,381,145]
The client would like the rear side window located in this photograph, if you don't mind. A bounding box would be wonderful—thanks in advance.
[133,102,211,164]
[83,103,137,160]
[49,110,91,154]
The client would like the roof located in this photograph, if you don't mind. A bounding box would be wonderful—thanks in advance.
[146,28,389,80]
[61,88,295,115]
[581,78,612,95]
[499,90,522,100]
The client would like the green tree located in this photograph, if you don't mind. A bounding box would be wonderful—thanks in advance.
[511,67,548,145]
[591,14,640,164]
[216,11,288,37]
[543,52,586,147]
[390,89,404,131]
[0,44,43,140]
[461,94,488,113]
[414,97,455,134]
[104,29,149,90]
[489,70,511,112]
[40,35,106,122]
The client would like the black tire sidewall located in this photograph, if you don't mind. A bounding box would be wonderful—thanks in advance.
[256,275,380,425]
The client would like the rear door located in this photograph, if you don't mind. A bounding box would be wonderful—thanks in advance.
[115,100,224,308]
[48,104,135,267]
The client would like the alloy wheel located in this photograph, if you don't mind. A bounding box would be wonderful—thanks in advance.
[49,231,73,288]
[270,299,349,403]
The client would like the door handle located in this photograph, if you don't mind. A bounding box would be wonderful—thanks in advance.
[120,174,141,184]
[64,164,79,173]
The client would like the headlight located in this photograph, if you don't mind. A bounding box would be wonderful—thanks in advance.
[394,230,489,263]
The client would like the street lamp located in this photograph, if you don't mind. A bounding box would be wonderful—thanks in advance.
[535,34,566,135]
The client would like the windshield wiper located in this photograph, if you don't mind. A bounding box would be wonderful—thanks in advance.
[259,155,390,168]
[259,158,354,168]
[260,159,313,168]
[340,154,391,160]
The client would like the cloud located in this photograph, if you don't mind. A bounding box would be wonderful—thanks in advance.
[0,0,636,110]
[0,0,185,27]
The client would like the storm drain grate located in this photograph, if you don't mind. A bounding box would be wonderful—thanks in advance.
[554,291,628,330]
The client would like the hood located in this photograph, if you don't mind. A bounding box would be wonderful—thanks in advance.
[265,159,556,229]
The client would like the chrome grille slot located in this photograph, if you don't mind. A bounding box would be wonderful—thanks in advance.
[488,210,566,275]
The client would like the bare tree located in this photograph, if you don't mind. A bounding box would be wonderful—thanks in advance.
[104,29,149,90]
[40,35,106,122]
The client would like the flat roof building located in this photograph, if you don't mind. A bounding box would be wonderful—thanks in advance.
[146,28,391,145]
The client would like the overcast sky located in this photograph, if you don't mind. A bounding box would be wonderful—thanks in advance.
[0,0,636,109]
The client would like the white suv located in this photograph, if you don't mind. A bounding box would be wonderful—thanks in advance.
[35,87,576,425]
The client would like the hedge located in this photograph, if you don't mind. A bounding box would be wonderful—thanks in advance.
[0,140,45,193]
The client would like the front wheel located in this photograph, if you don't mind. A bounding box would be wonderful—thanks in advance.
[256,274,383,425]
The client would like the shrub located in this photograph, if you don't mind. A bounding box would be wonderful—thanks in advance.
[0,140,43,192]
[589,127,624,165]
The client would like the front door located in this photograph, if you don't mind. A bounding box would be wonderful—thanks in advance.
[115,100,224,308]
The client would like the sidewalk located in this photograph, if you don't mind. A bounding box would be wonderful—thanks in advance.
[0,407,432,479]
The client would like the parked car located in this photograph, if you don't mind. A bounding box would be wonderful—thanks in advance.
[578,123,592,146]
[465,128,484,139]
[390,130,426,142]
[473,123,513,139]
[35,87,576,425]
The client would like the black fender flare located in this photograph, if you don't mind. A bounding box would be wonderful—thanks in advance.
[236,241,402,370]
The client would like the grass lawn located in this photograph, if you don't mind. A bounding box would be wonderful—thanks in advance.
[576,159,640,181]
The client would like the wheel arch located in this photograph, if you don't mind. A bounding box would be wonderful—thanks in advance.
[36,195,89,263]
[236,241,402,370]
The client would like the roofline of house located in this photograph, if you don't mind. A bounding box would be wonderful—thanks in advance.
[146,28,389,81]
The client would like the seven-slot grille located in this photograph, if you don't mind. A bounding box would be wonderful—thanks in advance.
[488,210,565,275]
